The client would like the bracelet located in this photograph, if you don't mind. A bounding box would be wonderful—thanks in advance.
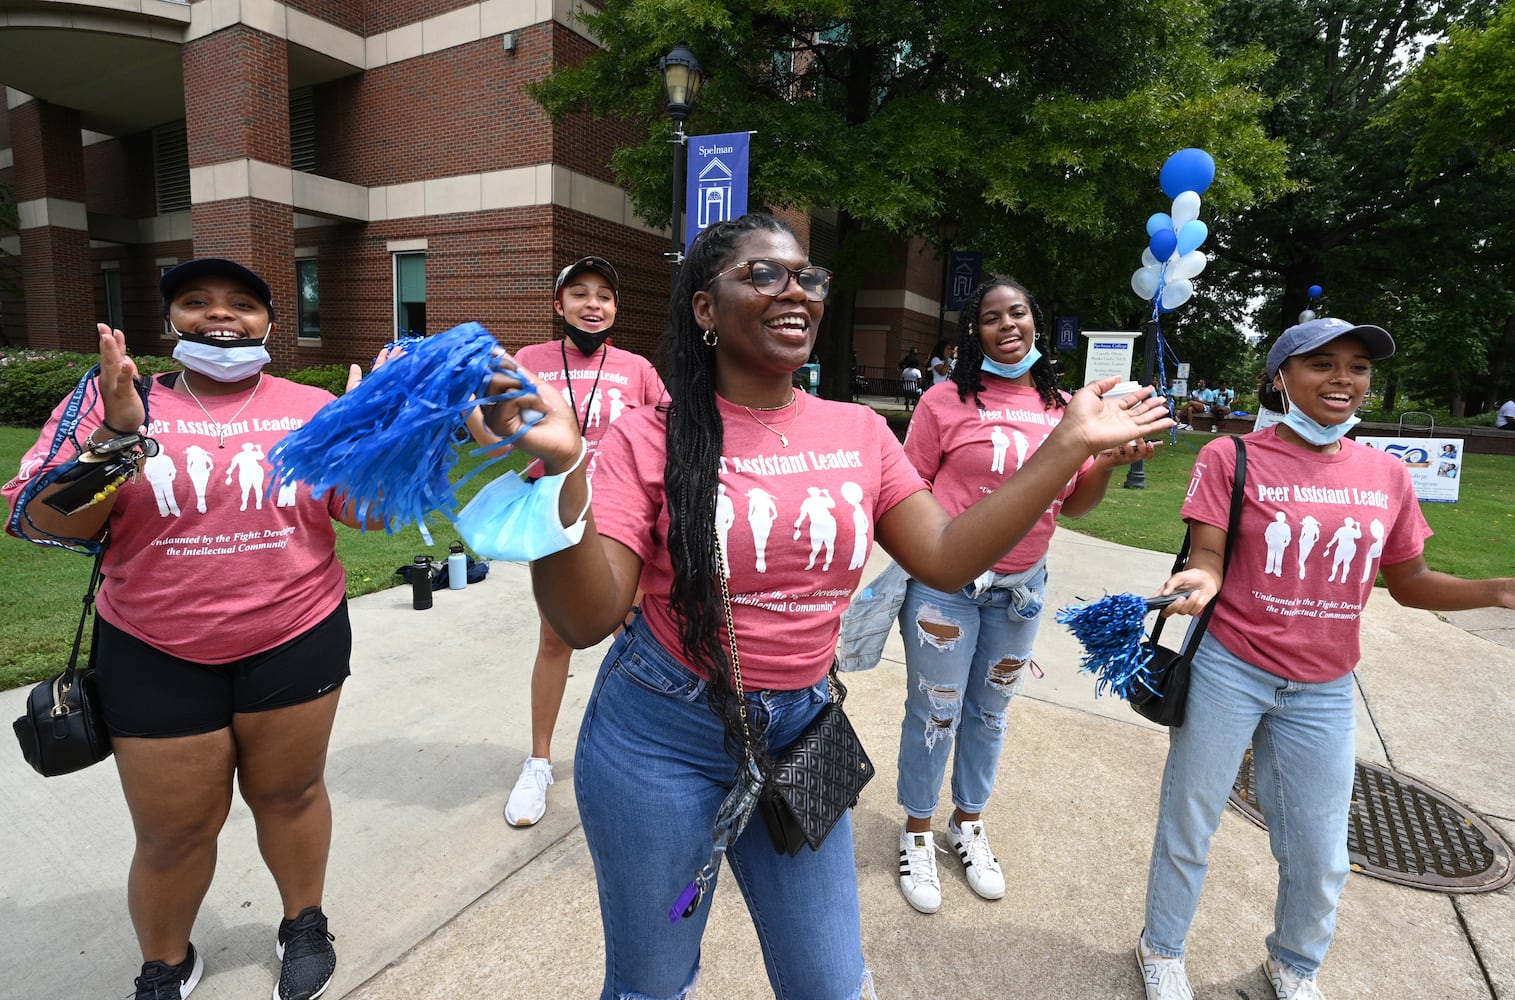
[102,418,137,436]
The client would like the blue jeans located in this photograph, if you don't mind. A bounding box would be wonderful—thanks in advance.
[574,615,872,1000]
[1143,632,1356,978]
[895,561,1046,819]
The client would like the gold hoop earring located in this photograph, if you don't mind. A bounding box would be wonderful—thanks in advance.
[703,328,719,347]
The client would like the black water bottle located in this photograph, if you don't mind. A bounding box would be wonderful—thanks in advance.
[411,554,433,610]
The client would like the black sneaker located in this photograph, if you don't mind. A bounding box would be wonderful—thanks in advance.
[133,941,203,999]
[274,906,337,1000]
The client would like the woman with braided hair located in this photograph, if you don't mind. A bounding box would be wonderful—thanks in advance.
[476,213,1172,997]
[894,277,1154,915]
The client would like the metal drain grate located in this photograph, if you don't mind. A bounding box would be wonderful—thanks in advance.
[1229,750,1515,893]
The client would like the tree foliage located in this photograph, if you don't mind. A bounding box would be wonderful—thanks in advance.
[533,0,1290,394]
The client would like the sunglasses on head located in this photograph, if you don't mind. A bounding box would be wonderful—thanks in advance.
[706,259,832,302]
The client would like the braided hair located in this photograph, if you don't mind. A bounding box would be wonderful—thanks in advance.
[950,276,1065,412]
[663,212,798,767]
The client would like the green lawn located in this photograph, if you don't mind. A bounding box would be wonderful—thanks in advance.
[2,424,1510,690]
[0,425,526,690]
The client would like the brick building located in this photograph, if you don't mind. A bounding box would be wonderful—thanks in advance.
[0,0,949,379]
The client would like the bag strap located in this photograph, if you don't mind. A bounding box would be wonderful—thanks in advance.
[1150,436,1247,652]
[62,537,108,687]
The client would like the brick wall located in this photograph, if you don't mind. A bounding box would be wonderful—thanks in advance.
[183,25,290,168]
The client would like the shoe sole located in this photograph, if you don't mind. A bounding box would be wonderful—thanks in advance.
[183,949,205,998]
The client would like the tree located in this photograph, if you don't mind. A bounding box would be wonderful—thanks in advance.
[533,0,1290,398]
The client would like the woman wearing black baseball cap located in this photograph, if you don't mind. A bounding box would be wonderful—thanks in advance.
[5,256,389,1000]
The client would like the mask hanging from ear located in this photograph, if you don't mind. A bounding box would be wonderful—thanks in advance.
[981,345,1042,380]
[563,322,610,356]
[1276,373,1358,446]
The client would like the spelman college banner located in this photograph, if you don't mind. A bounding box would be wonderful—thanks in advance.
[685,132,751,251]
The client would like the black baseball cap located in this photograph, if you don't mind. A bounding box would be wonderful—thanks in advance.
[553,256,619,301]
[161,258,276,322]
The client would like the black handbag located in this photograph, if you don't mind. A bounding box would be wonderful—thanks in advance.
[13,547,112,775]
[1129,436,1246,727]
[715,535,875,856]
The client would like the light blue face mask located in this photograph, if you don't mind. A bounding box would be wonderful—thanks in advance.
[980,345,1041,380]
[1277,374,1358,446]
[453,447,591,562]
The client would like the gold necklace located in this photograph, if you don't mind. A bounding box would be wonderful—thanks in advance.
[181,372,262,448]
[742,392,800,447]
[747,390,797,412]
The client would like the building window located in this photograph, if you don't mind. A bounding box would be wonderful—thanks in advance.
[290,88,316,173]
[296,258,321,341]
[103,269,124,330]
[394,252,426,336]
[153,123,190,214]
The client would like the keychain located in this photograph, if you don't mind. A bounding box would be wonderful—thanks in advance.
[669,758,764,923]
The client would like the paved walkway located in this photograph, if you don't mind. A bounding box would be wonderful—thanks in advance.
[2,529,1512,999]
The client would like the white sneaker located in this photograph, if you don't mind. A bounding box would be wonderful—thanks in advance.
[946,819,1005,900]
[504,757,553,826]
[1135,935,1194,1000]
[1263,956,1326,1000]
[897,826,942,914]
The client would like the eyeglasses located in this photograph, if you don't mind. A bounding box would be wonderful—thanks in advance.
[706,259,832,301]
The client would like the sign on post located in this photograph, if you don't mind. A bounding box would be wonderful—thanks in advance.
[685,132,750,251]
[1055,316,1080,352]
[1082,331,1138,385]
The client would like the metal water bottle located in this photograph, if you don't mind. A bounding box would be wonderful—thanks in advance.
[411,554,433,610]
[447,542,467,590]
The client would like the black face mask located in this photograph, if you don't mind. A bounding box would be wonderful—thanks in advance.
[563,322,609,356]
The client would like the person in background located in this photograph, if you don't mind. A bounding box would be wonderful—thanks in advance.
[1176,378,1216,429]
[893,277,1154,914]
[473,212,1173,997]
[3,258,389,1000]
[502,256,665,827]
[1497,398,1515,429]
[1214,380,1235,412]
[929,339,957,386]
[1134,316,1515,1000]
[900,360,923,410]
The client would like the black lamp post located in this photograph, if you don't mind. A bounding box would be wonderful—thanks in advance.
[1122,319,1161,489]
[660,43,704,283]
[936,218,961,344]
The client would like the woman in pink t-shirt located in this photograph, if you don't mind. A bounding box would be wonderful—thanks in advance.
[476,213,1173,998]
[895,277,1154,916]
[1134,318,1515,1000]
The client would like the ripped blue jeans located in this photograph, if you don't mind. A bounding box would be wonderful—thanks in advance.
[896,560,1047,819]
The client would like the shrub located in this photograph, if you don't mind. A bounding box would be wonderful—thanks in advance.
[284,364,353,396]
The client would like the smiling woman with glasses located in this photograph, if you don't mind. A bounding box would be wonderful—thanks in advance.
[473,211,1173,999]
[705,258,832,301]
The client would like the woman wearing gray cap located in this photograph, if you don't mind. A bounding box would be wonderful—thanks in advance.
[4,258,389,1000]
[1133,317,1515,1000]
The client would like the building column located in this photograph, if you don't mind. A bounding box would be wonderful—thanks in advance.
[181,25,296,365]
[9,95,94,350]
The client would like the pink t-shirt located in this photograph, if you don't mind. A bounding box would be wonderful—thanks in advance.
[1185,427,1432,683]
[593,393,927,690]
[903,379,1093,573]
[4,373,348,663]
[513,339,665,479]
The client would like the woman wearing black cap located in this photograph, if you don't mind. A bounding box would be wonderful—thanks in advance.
[499,256,666,828]
[4,257,387,1000]
[1133,317,1515,1000]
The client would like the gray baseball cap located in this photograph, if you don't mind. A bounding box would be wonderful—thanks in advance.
[1266,317,1394,379]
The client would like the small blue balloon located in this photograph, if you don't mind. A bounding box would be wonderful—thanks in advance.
[1159,148,1216,199]
[1308,284,1323,299]
[1176,219,1208,255]
[1149,228,1178,262]
[1146,213,1173,238]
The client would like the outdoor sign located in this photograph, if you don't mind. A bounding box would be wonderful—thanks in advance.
[944,251,983,311]
[685,132,750,251]
[1055,316,1080,352]
[1176,363,1191,380]
[1356,436,1464,503]
[1082,331,1137,384]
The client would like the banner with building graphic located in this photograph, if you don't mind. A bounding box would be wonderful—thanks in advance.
[686,132,750,251]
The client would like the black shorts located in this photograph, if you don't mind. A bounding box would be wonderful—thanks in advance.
[96,601,352,738]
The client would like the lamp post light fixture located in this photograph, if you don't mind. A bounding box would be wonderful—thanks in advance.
[660,43,704,277]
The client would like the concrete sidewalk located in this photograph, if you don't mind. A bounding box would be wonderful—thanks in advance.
[2,528,1512,998]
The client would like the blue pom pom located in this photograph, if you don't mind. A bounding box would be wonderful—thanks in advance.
[270,322,535,532]
[1055,593,1158,700]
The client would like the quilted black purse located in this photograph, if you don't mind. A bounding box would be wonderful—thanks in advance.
[715,535,875,856]
[1128,436,1245,727]
[13,546,112,776]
